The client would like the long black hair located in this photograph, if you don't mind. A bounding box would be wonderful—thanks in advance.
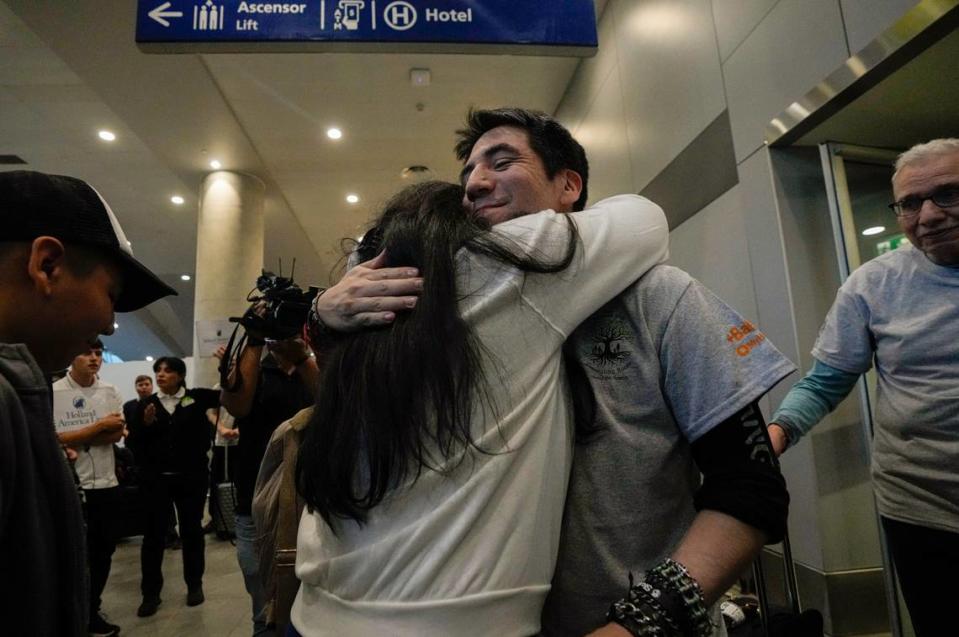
[296,181,578,526]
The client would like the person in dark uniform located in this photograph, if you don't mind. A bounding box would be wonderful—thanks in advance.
[123,373,181,549]
[127,356,218,617]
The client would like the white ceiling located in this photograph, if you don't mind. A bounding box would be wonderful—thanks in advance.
[1,0,605,361]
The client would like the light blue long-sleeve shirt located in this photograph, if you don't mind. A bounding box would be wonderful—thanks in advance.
[771,358,859,447]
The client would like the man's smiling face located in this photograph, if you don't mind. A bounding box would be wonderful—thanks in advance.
[893,151,959,266]
[460,126,575,225]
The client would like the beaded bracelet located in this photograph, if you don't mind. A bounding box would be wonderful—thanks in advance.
[644,558,713,637]
[306,288,335,348]
[631,580,683,634]
[608,573,680,637]
[608,597,669,637]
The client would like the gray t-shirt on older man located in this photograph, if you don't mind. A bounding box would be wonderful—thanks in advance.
[541,265,795,637]
[811,245,959,534]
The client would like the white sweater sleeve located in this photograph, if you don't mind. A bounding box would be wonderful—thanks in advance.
[493,194,668,336]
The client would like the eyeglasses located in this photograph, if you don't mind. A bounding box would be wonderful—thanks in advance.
[888,185,959,217]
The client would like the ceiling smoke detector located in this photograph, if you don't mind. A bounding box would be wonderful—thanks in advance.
[401,165,433,181]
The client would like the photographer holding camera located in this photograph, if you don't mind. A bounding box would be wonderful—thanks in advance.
[220,291,318,637]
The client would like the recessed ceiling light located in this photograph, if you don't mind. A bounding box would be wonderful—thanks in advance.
[410,68,431,87]
[145,355,154,362]
[346,194,359,204]
[326,127,343,140]
[401,164,433,181]
[98,130,116,142]
[181,274,191,281]
[171,195,185,205]
[862,226,885,236]
[113,322,119,329]
[210,159,222,169]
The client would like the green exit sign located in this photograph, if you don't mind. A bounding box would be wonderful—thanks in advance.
[876,233,910,256]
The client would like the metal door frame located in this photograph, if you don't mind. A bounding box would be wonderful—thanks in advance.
[819,141,905,637]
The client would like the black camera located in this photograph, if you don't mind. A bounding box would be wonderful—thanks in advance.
[233,270,320,341]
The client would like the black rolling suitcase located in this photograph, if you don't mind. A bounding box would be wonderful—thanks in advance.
[212,445,236,539]
[752,531,824,637]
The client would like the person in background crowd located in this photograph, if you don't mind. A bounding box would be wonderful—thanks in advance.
[0,170,175,636]
[127,356,219,617]
[123,374,153,433]
[768,138,959,636]
[123,372,183,550]
[53,340,125,637]
[220,331,317,637]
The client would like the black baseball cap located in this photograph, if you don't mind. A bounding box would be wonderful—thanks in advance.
[1,170,177,312]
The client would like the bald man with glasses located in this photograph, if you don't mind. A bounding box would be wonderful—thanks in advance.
[768,138,959,636]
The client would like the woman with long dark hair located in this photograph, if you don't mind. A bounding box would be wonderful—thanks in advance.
[292,181,667,635]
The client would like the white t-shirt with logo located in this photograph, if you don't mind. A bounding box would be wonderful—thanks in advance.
[52,374,123,489]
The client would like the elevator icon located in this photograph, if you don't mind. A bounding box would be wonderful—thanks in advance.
[193,0,225,31]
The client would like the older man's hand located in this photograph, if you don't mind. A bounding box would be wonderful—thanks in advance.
[767,423,789,456]
[315,252,422,331]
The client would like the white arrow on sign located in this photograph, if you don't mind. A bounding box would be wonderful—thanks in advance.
[148,2,183,27]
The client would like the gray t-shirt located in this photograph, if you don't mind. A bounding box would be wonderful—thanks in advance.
[541,265,795,636]
[812,245,959,533]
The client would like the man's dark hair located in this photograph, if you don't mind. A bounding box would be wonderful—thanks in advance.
[90,338,104,351]
[454,107,590,211]
[296,180,579,526]
[134,374,152,384]
[153,356,187,387]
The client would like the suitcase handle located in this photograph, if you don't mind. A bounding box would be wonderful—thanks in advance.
[752,528,806,637]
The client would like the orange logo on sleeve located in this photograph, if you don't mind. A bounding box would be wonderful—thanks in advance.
[727,320,766,357]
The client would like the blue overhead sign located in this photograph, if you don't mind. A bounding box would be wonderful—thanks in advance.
[136,1,597,56]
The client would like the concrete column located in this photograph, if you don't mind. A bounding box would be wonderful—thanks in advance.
[193,171,265,388]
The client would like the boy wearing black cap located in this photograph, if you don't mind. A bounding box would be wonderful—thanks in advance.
[0,170,175,636]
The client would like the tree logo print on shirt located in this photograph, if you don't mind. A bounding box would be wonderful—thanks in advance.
[581,315,634,376]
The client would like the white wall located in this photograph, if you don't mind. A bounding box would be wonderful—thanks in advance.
[557,0,918,201]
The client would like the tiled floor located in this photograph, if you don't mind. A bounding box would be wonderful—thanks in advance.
[100,534,255,636]
[98,536,902,637]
